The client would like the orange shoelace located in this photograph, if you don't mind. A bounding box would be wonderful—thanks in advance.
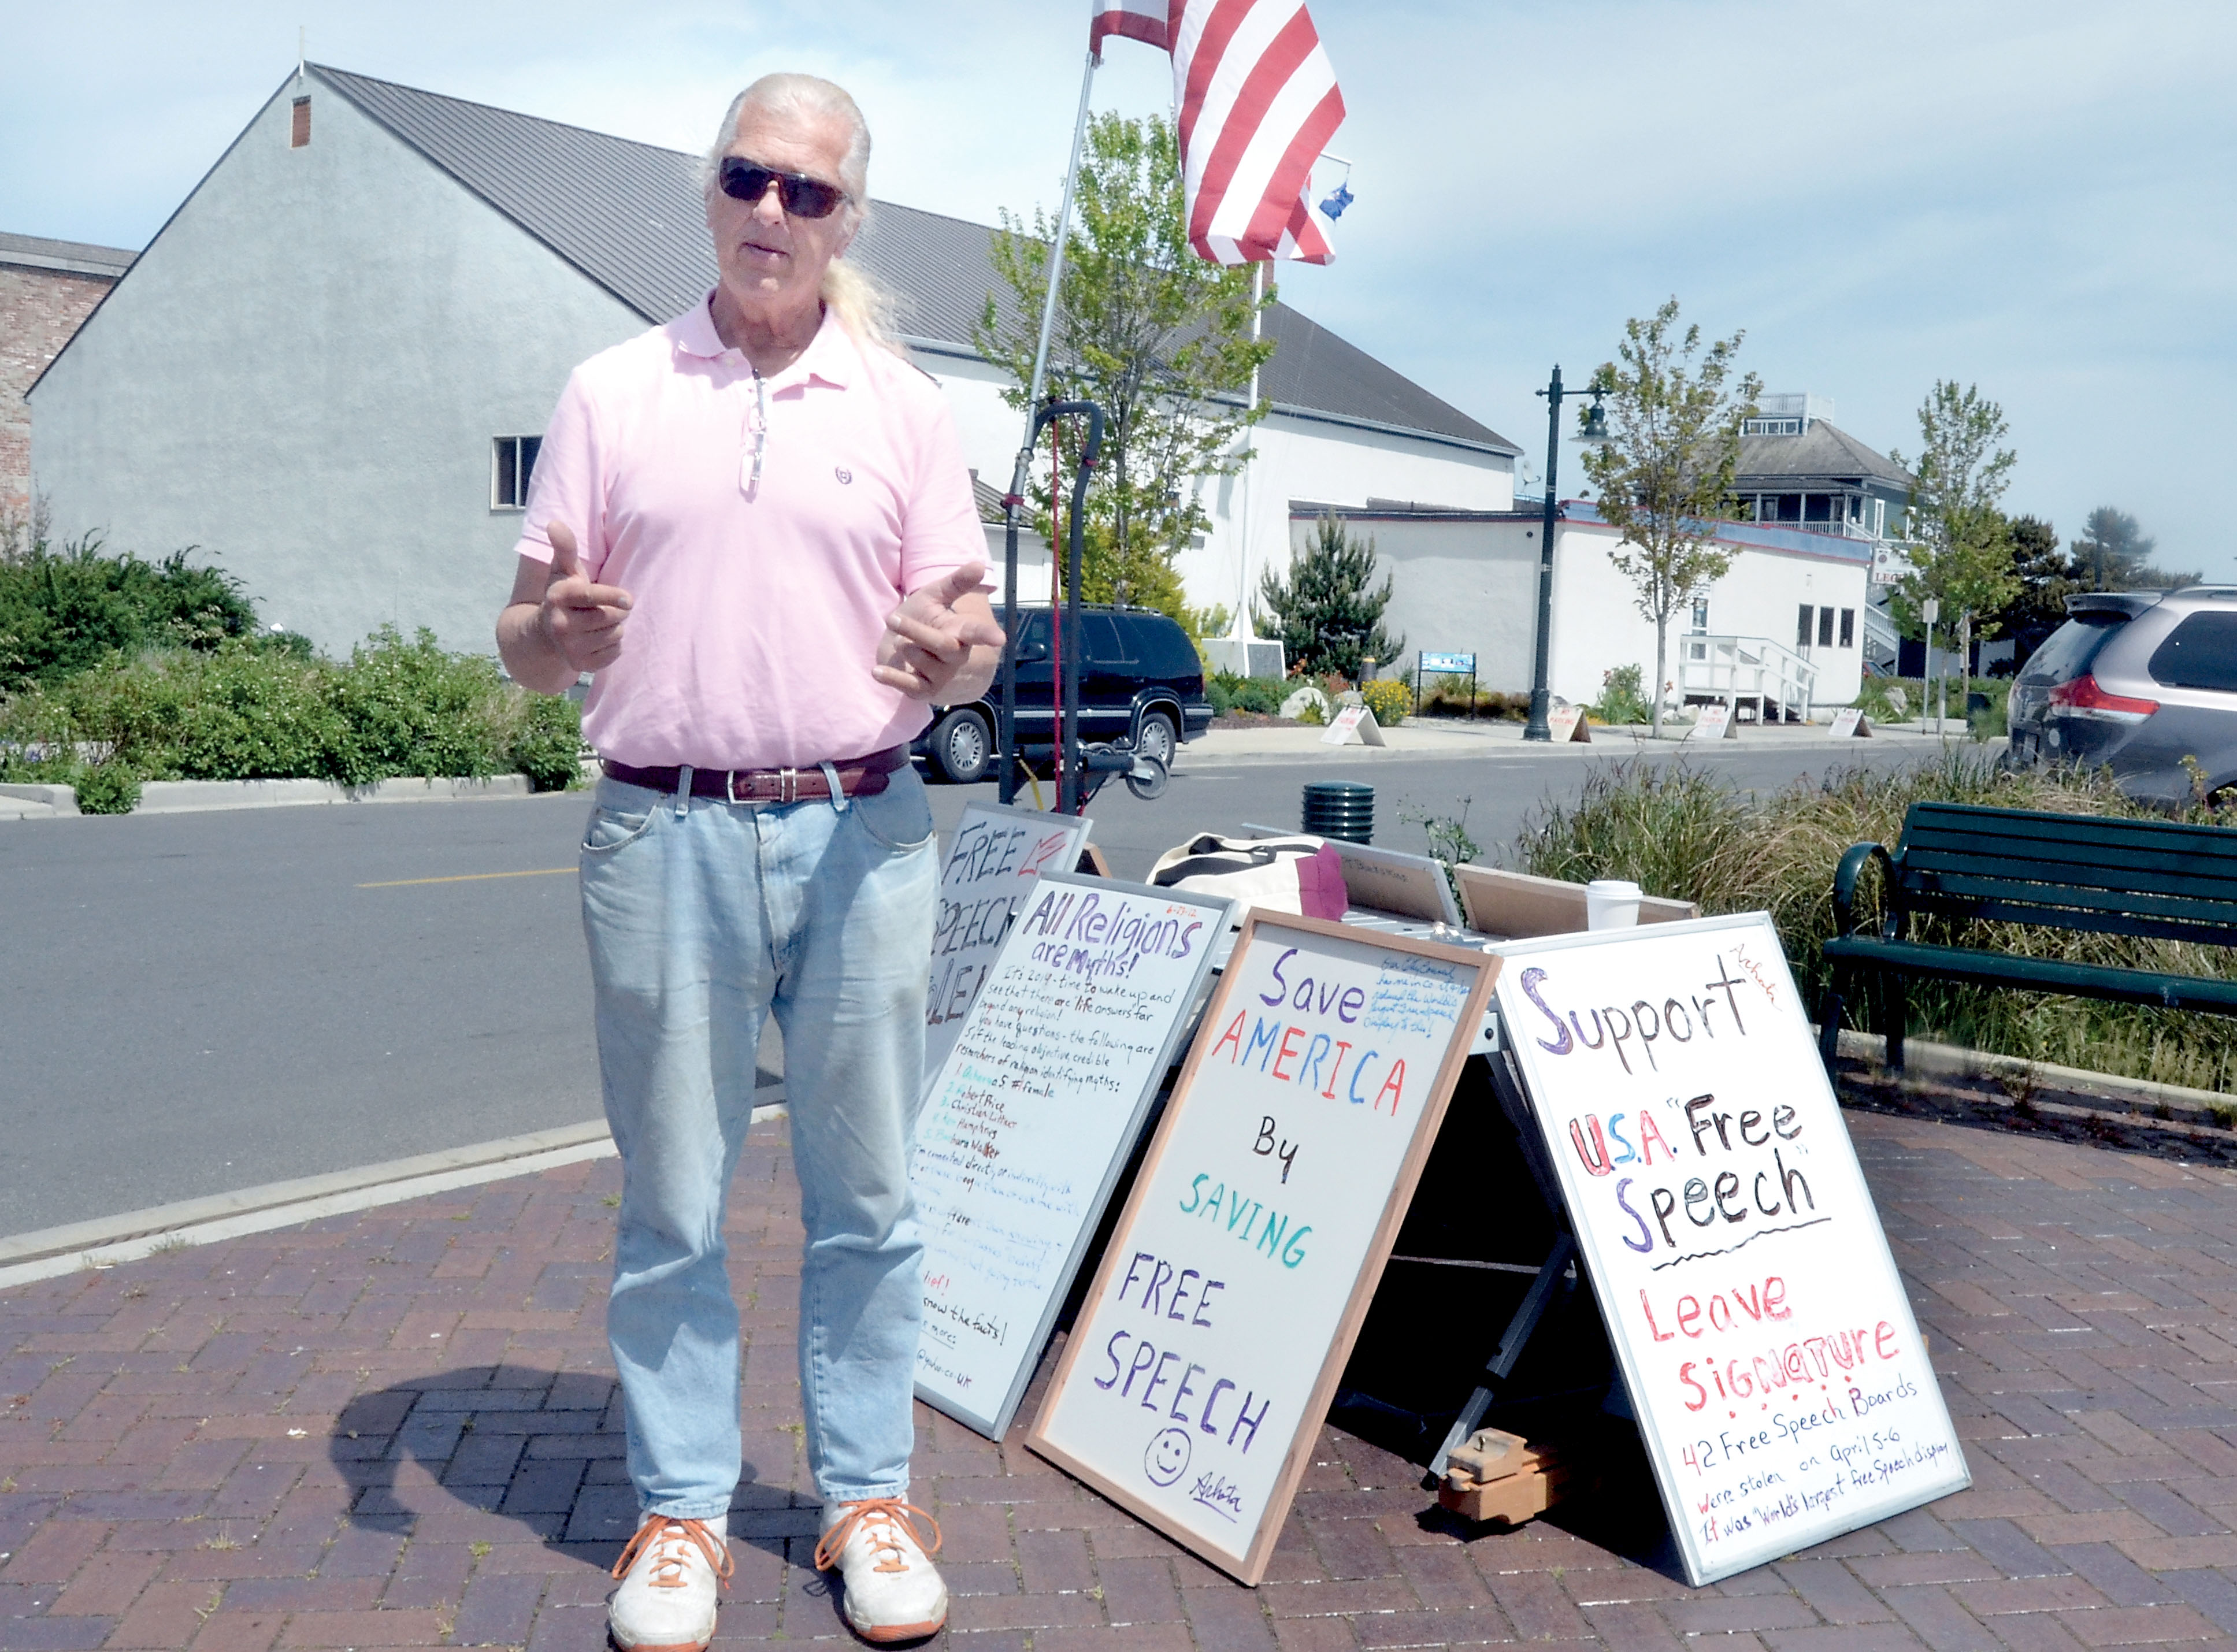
[610,1515,736,1591]
[813,1498,944,1576]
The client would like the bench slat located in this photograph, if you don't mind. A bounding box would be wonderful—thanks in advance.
[1821,935,2237,1010]
[1901,890,2237,948]
[1899,853,2237,915]
[1902,831,2237,886]
[1906,801,2237,860]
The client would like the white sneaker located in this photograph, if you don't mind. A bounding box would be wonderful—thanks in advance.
[814,1498,948,1643]
[608,1514,733,1652]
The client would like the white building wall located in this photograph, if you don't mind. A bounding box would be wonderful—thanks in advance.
[31,77,645,658]
[1544,522,1870,708]
[1290,512,1872,709]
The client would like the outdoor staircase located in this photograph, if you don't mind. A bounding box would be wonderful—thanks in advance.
[1676,633,1819,723]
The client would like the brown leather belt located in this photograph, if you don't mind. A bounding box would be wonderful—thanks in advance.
[603,745,910,804]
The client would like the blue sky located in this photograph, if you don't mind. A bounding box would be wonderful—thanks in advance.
[8,1,2235,574]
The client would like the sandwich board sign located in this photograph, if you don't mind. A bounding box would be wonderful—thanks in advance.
[1828,707,1872,739]
[926,801,1093,1090]
[911,872,1232,1438]
[1688,701,1734,741]
[1320,704,1386,746]
[1546,703,1592,743]
[1028,914,1497,1583]
[1490,912,1968,1585]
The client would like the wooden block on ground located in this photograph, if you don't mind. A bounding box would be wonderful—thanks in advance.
[1436,1428,1581,1527]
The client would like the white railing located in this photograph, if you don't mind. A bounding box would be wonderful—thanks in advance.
[1677,634,1819,723]
[1861,604,1901,667]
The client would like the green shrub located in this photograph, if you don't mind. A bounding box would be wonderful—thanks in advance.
[1360,677,1410,726]
[1208,670,1285,715]
[1589,664,1651,725]
[1515,751,2237,1093]
[0,626,586,797]
[326,626,509,786]
[507,689,587,791]
[0,533,258,689]
[1417,674,1528,720]
[72,760,141,815]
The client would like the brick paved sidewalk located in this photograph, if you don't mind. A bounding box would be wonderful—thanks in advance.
[6,1111,2237,1651]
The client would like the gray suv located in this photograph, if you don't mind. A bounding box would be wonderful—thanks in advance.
[2007,586,2237,804]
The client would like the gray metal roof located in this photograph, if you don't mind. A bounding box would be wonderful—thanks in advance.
[1734,420,1915,490]
[313,64,1515,457]
[0,230,136,278]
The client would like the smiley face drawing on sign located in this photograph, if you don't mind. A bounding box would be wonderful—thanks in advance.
[1144,1426,1192,1487]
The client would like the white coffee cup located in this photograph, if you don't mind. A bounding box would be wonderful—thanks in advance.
[1586,878,1643,930]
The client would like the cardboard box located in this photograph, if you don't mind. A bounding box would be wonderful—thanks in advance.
[1452,864,1698,940]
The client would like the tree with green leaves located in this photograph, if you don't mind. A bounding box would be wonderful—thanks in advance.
[1255,514,1403,681]
[975,113,1274,619]
[1990,514,2080,666]
[2072,506,2196,592]
[1578,298,1762,738]
[1889,382,2021,721]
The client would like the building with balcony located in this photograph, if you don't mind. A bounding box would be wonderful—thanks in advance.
[1733,393,1914,670]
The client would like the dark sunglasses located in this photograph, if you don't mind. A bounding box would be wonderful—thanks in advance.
[718,156,848,219]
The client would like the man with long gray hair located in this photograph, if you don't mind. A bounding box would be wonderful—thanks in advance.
[496,71,999,1650]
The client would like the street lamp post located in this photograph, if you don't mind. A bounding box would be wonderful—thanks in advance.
[1523,366,1609,742]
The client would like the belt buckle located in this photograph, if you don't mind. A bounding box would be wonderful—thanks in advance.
[778,766,799,804]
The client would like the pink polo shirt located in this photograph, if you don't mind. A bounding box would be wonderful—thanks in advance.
[514,297,984,769]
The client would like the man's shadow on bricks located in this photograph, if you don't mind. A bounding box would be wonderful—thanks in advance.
[329,1362,822,1579]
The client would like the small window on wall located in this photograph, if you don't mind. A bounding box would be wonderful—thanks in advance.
[492,436,542,510]
[1690,597,1709,633]
[1797,604,1813,649]
[1817,607,1835,647]
[1839,608,1856,648]
[290,96,311,148]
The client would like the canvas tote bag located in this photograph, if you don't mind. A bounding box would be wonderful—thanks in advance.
[1148,833,1348,920]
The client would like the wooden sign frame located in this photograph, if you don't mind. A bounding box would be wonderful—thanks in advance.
[1026,912,1498,1584]
[912,872,1233,1440]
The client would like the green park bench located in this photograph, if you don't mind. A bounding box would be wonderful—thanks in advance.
[1818,800,2237,1074]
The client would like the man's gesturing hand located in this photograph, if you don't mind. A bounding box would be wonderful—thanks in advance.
[537,522,633,674]
[874,562,1006,702]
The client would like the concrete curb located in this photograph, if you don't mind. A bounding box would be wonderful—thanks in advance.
[1832,1027,2233,1125]
[1189,723,2003,764]
[0,1102,787,1289]
[135,773,536,813]
[0,782,79,819]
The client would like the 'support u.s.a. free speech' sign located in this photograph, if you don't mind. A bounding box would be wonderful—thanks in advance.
[1493,912,1968,1586]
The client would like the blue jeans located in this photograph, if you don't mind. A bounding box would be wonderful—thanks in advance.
[578,766,938,1518]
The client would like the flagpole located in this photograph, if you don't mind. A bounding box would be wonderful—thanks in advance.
[999,45,1099,806]
[1237,259,1264,642]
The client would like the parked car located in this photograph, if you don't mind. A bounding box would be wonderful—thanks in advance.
[913,604,1214,784]
[2006,586,2237,804]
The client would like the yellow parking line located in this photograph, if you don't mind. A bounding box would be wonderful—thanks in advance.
[357,867,576,889]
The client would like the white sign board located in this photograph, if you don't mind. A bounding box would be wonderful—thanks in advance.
[926,802,1092,1090]
[1688,701,1733,741]
[1547,704,1592,743]
[1828,707,1871,740]
[912,873,1232,1438]
[1029,914,1497,1583]
[1319,704,1386,746]
[1492,913,1968,1585]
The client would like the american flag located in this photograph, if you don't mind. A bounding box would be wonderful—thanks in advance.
[1090,0,1345,266]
